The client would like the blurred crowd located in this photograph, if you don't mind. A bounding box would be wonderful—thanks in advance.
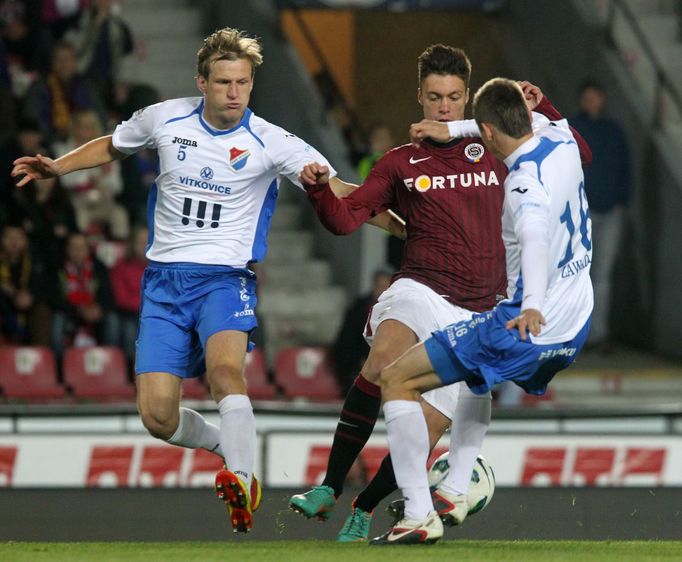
[0,0,157,365]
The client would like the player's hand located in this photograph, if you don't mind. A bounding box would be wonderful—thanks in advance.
[299,162,330,186]
[517,81,544,111]
[506,308,546,340]
[409,119,451,147]
[11,154,61,188]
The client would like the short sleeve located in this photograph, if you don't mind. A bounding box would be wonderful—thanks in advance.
[112,103,160,154]
[266,130,337,190]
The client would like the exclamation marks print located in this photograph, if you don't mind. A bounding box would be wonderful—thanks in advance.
[196,201,207,228]
[211,204,221,228]
[182,197,192,225]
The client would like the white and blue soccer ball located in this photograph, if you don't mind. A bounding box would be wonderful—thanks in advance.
[427,452,496,515]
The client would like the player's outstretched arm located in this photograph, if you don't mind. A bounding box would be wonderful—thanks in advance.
[329,177,406,239]
[12,135,126,188]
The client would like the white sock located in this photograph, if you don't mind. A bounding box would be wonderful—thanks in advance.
[441,387,491,496]
[167,407,223,458]
[218,394,255,489]
[384,399,432,521]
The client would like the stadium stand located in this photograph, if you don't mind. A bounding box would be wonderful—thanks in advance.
[244,348,278,400]
[274,346,340,401]
[62,346,135,400]
[0,346,65,400]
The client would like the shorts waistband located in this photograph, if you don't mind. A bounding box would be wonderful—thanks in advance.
[147,261,254,276]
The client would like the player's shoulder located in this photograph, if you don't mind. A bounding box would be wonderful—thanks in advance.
[247,113,307,149]
[148,97,202,122]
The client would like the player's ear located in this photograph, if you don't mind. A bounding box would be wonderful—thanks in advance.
[417,88,423,106]
[465,87,470,105]
[196,74,207,95]
[480,122,494,142]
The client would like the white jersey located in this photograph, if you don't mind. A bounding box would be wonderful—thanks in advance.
[112,97,335,267]
[501,112,593,344]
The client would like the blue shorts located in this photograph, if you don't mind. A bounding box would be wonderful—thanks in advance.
[135,262,258,378]
[424,310,591,395]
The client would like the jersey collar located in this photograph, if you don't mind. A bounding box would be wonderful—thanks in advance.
[198,101,253,136]
[504,135,540,169]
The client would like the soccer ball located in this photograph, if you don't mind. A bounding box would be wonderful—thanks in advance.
[427,452,496,515]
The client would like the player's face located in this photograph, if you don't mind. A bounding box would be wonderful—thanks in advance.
[197,58,254,130]
[418,74,469,122]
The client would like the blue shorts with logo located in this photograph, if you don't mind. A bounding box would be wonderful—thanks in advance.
[135,261,258,378]
[424,308,591,396]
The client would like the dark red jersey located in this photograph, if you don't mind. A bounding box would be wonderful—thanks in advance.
[307,137,508,312]
[306,97,591,313]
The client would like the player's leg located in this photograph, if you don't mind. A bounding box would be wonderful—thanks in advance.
[337,400,449,542]
[371,343,445,544]
[431,385,491,526]
[136,371,183,440]
[290,318,417,520]
[135,294,223,456]
[204,329,256,533]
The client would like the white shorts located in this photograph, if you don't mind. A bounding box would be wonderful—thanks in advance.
[364,278,479,420]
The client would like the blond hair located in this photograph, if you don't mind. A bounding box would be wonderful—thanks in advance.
[197,27,263,78]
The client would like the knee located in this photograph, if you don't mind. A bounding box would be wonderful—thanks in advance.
[207,361,246,398]
[363,346,398,382]
[138,404,178,440]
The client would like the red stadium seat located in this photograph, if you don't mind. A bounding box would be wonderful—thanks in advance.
[63,346,136,400]
[182,376,208,400]
[274,347,340,401]
[244,348,277,400]
[0,346,65,400]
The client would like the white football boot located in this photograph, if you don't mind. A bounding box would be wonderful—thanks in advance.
[431,487,468,526]
[369,510,443,545]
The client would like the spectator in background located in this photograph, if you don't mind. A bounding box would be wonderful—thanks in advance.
[0,0,52,97]
[0,223,53,345]
[14,175,77,268]
[357,123,394,181]
[65,0,134,106]
[332,267,393,394]
[51,231,116,356]
[356,123,404,271]
[22,41,106,143]
[54,109,129,240]
[41,0,88,43]
[110,225,147,362]
[570,80,631,352]
[0,118,49,223]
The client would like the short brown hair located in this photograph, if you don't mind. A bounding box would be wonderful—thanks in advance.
[197,27,263,79]
[473,78,532,139]
[417,44,472,86]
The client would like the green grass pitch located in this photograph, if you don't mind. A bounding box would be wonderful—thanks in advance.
[2,541,682,562]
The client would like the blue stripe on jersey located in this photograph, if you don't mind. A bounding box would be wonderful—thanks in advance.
[163,102,202,125]
[250,179,279,262]
[242,110,265,148]
[146,183,158,248]
[510,137,574,187]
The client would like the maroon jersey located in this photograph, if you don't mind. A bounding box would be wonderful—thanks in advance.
[307,137,508,312]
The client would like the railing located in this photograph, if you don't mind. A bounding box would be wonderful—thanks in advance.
[605,0,682,127]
